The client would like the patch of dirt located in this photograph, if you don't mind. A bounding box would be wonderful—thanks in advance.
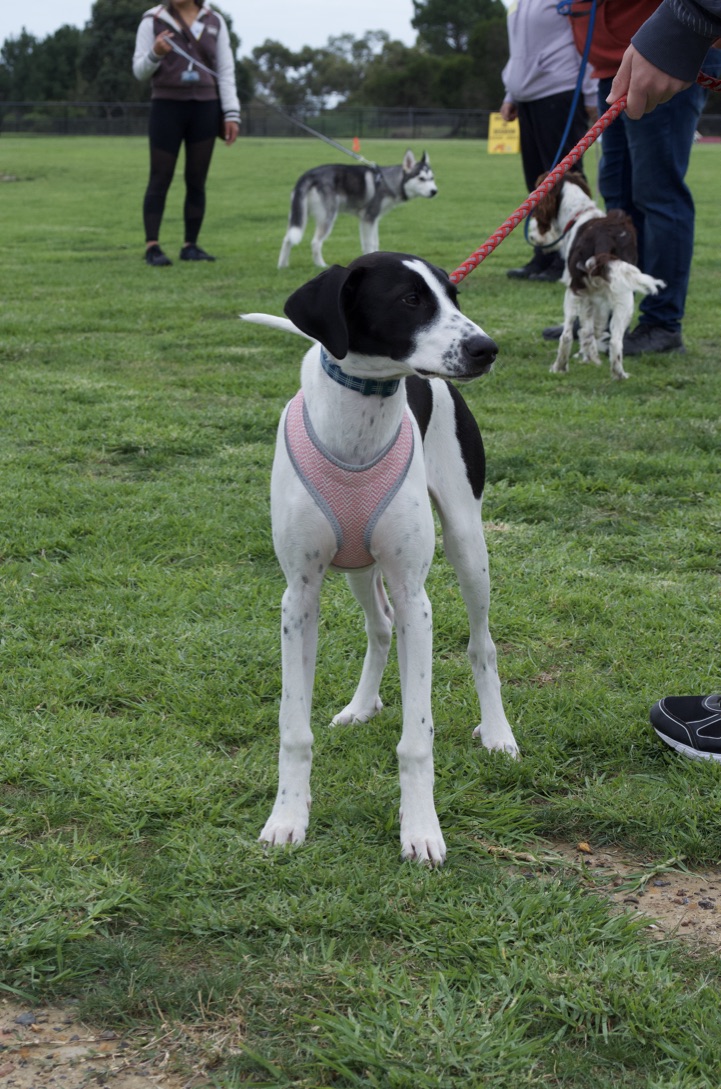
[4,843,719,1086]
[0,999,243,1088]
[483,839,721,946]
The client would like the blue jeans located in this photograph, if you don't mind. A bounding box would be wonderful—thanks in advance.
[597,77,707,332]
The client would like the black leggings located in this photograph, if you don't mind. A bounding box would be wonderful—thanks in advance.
[143,98,220,245]
[516,91,588,192]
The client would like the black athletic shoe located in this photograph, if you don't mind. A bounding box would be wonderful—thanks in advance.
[528,267,563,282]
[542,318,580,341]
[623,324,685,356]
[529,254,564,282]
[180,244,216,261]
[507,250,552,280]
[145,244,172,267]
[650,694,721,761]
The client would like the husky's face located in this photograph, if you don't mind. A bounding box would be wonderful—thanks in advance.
[402,150,438,200]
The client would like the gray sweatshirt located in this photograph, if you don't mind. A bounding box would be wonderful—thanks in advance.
[502,0,598,106]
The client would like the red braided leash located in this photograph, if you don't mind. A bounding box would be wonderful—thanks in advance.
[450,71,721,285]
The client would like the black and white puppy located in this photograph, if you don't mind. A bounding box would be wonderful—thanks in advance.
[528,173,665,380]
[277,150,438,269]
[244,252,518,865]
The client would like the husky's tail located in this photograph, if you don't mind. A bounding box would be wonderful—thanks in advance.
[277,175,314,269]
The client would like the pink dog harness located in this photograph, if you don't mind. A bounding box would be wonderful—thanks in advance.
[284,390,415,570]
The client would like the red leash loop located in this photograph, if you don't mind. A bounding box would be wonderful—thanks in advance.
[450,71,721,285]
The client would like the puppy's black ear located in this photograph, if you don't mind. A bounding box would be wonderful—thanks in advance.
[284,264,352,360]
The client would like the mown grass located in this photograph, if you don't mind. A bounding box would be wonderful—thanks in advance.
[1,134,721,1086]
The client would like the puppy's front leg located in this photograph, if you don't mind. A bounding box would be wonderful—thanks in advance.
[391,580,446,866]
[259,575,321,847]
[359,216,380,255]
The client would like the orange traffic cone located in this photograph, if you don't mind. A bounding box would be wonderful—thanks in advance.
[352,136,361,153]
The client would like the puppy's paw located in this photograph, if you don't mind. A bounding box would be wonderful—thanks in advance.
[331,696,383,726]
[400,810,446,866]
[472,722,520,760]
[259,799,310,847]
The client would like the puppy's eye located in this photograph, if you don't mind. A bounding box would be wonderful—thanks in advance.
[402,292,421,307]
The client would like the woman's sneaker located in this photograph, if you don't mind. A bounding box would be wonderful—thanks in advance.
[650,694,721,761]
[145,244,172,267]
[180,244,215,261]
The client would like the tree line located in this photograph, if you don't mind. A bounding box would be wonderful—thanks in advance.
[0,0,508,111]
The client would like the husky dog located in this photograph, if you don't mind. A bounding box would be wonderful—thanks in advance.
[277,150,438,269]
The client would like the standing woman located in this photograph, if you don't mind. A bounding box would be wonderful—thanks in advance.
[133,1,241,266]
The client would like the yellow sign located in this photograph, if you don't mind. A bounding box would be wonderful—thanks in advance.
[488,113,520,155]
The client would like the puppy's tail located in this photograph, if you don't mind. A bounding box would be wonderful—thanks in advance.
[241,313,315,340]
[587,256,665,297]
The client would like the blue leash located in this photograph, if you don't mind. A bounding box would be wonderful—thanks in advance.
[523,0,599,246]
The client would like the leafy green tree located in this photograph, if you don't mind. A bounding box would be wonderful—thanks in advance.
[347,42,438,107]
[35,26,84,99]
[468,18,508,107]
[0,30,42,99]
[346,25,507,110]
[77,0,145,100]
[249,41,310,108]
[411,0,506,54]
[250,32,389,108]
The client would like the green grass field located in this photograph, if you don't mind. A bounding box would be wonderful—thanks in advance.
[2,134,721,1086]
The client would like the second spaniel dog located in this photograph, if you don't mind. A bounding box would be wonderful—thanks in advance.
[528,173,665,380]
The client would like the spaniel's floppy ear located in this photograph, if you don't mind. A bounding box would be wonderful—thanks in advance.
[284,264,354,360]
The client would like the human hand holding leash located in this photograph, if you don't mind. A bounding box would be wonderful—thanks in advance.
[152,29,174,58]
[608,45,690,119]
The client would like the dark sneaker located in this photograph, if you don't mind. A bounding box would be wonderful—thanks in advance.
[507,261,540,280]
[650,694,721,761]
[542,318,580,341]
[528,267,563,282]
[529,254,565,282]
[180,244,216,261]
[145,244,172,267]
[623,324,685,356]
[506,250,557,280]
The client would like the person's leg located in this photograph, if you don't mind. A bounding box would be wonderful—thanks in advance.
[624,83,704,334]
[143,99,185,259]
[508,98,567,279]
[596,78,640,237]
[181,100,221,256]
[531,90,589,181]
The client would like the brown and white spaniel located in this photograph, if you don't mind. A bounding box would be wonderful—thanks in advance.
[528,172,665,380]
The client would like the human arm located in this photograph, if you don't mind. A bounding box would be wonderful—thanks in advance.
[132,16,172,80]
[608,45,691,118]
[608,0,721,117]
[214,14,241,142]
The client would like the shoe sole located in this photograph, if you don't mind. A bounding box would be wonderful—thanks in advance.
[652,727,721,762]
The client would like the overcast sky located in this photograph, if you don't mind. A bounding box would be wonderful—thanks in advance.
[0,1,421,55]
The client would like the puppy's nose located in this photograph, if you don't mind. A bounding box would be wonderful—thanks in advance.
[461,333,498,374]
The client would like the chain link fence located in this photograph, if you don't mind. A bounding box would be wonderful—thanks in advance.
[0,100,494,139]
[3,100,721,141]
